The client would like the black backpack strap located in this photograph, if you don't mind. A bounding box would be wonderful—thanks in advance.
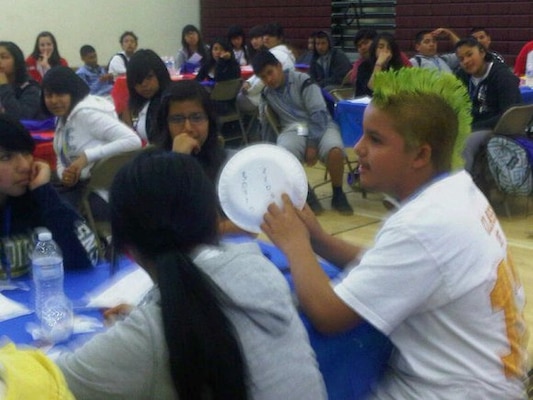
[300,77,313,96]
[415,56,422,67]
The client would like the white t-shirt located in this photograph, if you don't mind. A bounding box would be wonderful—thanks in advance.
[334,171,527,399]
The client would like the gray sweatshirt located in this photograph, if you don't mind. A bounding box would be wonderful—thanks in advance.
[57,242,326,400]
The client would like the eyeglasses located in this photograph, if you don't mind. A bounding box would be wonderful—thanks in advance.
[167,112,208,126]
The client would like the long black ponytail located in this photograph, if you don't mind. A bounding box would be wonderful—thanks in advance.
[110,149,248,399]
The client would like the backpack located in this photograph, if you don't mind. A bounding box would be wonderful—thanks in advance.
[486,135,533,196]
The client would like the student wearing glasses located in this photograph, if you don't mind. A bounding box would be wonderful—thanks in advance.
[153,80,247,236]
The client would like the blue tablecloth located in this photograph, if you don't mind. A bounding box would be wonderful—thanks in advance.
[335,99,367,147]
[521,86,533,104]
[1,240,392,400]
[335,87,533,149]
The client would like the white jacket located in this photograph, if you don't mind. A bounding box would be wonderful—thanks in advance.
[54,95,142,180]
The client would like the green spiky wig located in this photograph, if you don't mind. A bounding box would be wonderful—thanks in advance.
[372,68,472,170]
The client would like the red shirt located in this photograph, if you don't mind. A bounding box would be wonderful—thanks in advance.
[25,56,69,83]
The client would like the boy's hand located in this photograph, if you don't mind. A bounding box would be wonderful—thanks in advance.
[29,161,51,191]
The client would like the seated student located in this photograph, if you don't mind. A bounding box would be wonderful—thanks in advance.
[344,29,377,85]
[355,32,411,97]
[470,27,505,64]
[75,45,114,97]
[123,49,171,144]
[0,114,98,274]
[227,25,250,66]
[238,23,295,115]
[41,66,142,214]
[108,31,138,77]
[247,24,266,61]
[195,38,240,83]
[454,37,522,172]
[262,22,295,71]
[296,32,316,66]
[261,67,528,399]
[56,149,327,400]
[0,342,74,399]
[309,30,352,90]
[0,41,46,120]
[409,28,460,72]
[175,24,208,74]
[514,40,533,77]
[25,31,68,84]
[253,50,353,215]
[153,80,250,236]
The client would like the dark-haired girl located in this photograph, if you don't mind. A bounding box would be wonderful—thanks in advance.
[455,37,522,171]
[195,38,240,83]
[0,41,45,120]
[56,149,326,400]
[174,24,209,74]
[123,49,171,143]
[355,32,411,96]
[41,66,141,209]
[25,31,68,83]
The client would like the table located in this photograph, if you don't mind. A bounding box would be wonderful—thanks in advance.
[336,87,533,149]
[521,86,533,104]
[30,130,56,170]
[334,98,369,147]
[1,239,391,400]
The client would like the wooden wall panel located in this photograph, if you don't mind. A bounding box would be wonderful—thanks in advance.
[200,0,533,68]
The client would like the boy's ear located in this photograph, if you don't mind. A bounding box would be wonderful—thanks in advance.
[412,143,432,169]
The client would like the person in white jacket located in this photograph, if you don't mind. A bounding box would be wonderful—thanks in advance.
[237,22,295,131]
[41,66,142,215]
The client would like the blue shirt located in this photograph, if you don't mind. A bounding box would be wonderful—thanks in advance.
[76,64,113,96]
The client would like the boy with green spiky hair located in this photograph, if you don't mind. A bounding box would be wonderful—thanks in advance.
[261,68,528,399]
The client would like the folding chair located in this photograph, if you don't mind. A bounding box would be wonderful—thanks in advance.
[210,79,247,146]
[80,149,144,261]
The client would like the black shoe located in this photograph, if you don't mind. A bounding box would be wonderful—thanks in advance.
[331,192,354,215]
[307,188,325,215]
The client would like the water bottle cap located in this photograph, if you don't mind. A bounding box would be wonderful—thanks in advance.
[37,231,53,241]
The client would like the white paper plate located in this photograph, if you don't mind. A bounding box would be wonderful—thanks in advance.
[218,144,308,233]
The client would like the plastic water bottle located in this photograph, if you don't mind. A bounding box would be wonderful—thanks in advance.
[32,231,73,343]
[526,51,533,88]
[163,56,176,76]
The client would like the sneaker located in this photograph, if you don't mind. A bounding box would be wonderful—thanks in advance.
[307,188,325,215]
[331,192,354,215]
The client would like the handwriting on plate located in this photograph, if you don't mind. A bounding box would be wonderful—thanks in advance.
[241,167,276,212]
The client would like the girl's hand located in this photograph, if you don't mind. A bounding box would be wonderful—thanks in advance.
[0,72,8,85]
[376,48,392,67]
[102,304,133,326]
[172,133,201,155]
[61,153,88,187]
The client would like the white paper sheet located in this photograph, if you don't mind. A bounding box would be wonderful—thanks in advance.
[348,96,372,105]
[85,266,153,309]
[0,293,31,322]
